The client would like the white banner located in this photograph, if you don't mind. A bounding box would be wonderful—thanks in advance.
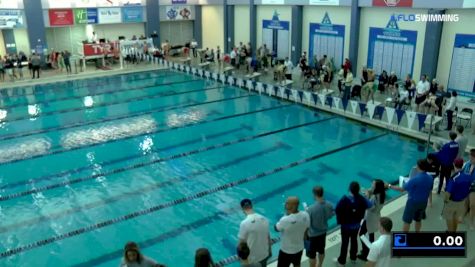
[268,85,273,96]
[406,111,417,129]
[165,6,192,20]
[120,38,154,55]
[332,97,341,109]
[318,94,326,106]
[304,91,311,103]
[262,0,285,4]
[291,89,298,102]
[98,7,122,24]
[350,100,358,114]
[227,76,234,85]
[246,80,253,90]
[279,87,285,98]
[256,82,263,94]
[309,0,340,5]
[237,78,244,88]
[386,107,396,124]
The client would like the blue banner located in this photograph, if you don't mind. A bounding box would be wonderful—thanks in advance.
[122,6,143,23]
[447,34,475,97]
[367,16,417,80]
[87,8,98,24]
[308,13,345,68]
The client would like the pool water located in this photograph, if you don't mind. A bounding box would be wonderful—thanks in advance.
[0,70,427,266]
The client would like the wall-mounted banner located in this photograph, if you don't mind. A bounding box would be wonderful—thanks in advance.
[367,15,417,80]
[309,12,345,68]
[372,0,413,7]
[120,38,154,55]
[0,10,24,28]
[309,0,340,5]
[448,34,475,97]
[262,10,290,59]
[74,8,98,24]
[165,6,192,20]
[262,0,285,4]
[98,7,122,23]
[49,9,74,26]
[122,6,143,22]
[172,0,187,3]
[83,42,119,56]
[0,0,19,9]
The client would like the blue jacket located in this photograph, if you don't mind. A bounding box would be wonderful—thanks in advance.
[437,141,459,167]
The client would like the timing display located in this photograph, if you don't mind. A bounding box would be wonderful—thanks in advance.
[392,232,466,257]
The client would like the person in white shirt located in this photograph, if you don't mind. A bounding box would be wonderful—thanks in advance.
[415,74,430,112]
[284,57,294,80]
[343,70,353,100]
[366,217,393,267]
[445,91,457,130]
[230,48,237,67]
[238,199,271,267]
[191,39,198,58]
[455,125,468,159]
[275,197,310,267]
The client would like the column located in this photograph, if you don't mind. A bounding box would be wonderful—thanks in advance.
[194,5,203,49]
[224,2,235,53]
[23,0,47,57]
[291,5,302,64]
[249,0,257,56]
[421,9,444,79]
[146,0,161,46]
[348,0,360,74]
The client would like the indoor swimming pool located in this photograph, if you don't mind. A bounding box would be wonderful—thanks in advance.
[0,69,427,266]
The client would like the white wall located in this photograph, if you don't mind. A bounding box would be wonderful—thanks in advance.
[302,6,351,62]
[358,7,427,80]
[201,5,224,50]
[436,9,474,89]
[12,28,30,54]
[93,23,145,41]
[234,5,250,48]
[46,26,87,55]
[256,5,291,50]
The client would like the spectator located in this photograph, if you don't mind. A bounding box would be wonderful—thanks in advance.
[343,58,351,72]
[216,46,221,61]
[429,78,438,94]
[194,248,214,267]
[334,181,372,267]
[361,66,368,86]
[365,217,393,267]
[230,47,237,66]
[284,57,293,80]
[403,74,415,99]
[455,125,468,159]
[57,52,65,73]
[434,85,449,117]
[394,84,409,110]
[444,91,457,130]
[388,71,398,94]
[415,74,430,112]
[191,39,198,58]
[462,149,475,230]
[443,158,473,232]
[426,153,441,207]
[358,179,386,261]
[306,186,334,267]
[388,159,433,232]
[31,53,41,79]
[64,50,72,74]
[377,70,388,94]
[237,243,262,267]
[337,65,345,95]
[275,196,310,267]
[321,65,332,90]
[435,132,460,194]
[120,241,164,267]
[238,199,271,267]
[343,69,353,100]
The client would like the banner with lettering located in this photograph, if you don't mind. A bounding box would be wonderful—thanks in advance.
[83,42,119,57]
[49,9,74,26]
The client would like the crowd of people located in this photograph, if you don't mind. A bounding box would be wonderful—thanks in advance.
[118,131,474,267]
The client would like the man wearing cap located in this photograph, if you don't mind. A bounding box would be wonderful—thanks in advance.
[435,132,460,194]
[443,158,473,232]
[238,199,271,267]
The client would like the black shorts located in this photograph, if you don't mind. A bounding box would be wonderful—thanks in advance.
[277,250,303,267]
[285,74,292,80]
[415,95,426,105]
[306,234,326,258]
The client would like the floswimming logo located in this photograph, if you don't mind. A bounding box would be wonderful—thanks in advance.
[392,13,459,22]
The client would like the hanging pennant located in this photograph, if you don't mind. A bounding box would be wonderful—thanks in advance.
[375,106,385,120]
[304,91,311,103]
[417,113,428,131]
[212,72,218,80]
[395,109,405,125]
[318,94,325,106]
[405,111,417,129]
[291,89,299,102]
[285,89,291,100]
[219,74,226,83]
[350,100,358,114]
[237,78,244,88]
[332,97,341,110]
[326,96,333,108]
[256,83,263,94]
[366,102,377,119]
[312,93,319,106]
[341,98,349,111]
[279,87,285,98]
[358,102,367,116]
[246,80,254,91]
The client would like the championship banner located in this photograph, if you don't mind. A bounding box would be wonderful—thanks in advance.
[83,42,119,57]
[122,6,143,22]
[0,10,24,28]
[74,8,98,24]
[165,6,192,20]
[119,38,154,56]
[98,7,122,24]
[49,9,74,26]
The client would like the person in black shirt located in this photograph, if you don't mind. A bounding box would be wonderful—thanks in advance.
[430,79,438,94]
[378,70,388,93]
[388,71,398,95]
[426,153,441,207]
[361,66,368,86]
[434,85,449,117]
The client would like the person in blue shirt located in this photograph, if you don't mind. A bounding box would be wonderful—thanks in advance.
[463,149,475,230]
[334,181,372,266]
[443,158,474,232]
[435,132,459,194]
[388,159,433,232]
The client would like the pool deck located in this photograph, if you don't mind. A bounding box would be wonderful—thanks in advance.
[1,57,474,266]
